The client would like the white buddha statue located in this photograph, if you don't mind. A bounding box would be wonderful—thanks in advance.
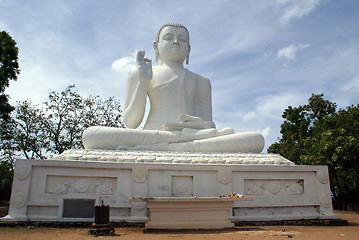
[82,23,264,153]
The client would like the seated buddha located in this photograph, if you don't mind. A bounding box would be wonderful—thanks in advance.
[82,23,264,153]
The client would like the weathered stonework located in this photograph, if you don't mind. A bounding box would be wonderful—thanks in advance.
[2,150,338,223]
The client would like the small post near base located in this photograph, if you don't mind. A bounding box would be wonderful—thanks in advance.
[95,205,109,224]
[89,202,115,236]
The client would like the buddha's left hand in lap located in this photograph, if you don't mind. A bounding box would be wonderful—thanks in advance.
[163,114,214,131]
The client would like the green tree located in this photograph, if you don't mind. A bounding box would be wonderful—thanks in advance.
[0,118,17,200]
[0,31,20,121]
[0,160,13,200]
[0,85,125,199]
[14,100,48,159]
[13,85,125,159]
[0,31,20,199]
[268,94,359,209]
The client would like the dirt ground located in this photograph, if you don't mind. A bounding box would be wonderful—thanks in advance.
[1,204,359,240]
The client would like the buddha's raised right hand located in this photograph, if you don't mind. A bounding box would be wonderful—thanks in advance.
[136,50,153,83]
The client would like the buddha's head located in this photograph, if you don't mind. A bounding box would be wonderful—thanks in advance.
[153,23,191,65]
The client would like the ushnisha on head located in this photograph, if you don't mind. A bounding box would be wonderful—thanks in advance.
[153,23,191,65]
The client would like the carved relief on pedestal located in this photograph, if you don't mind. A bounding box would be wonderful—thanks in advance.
[316,170,329,184]
[46,176,116,194]
[15,166,31,180]
[172,176,193,197]
[245,179,304,195]
[75,179,90,193]
[95,182,114,194]
[285,181,304,195]
[217,169,232,185]
[267,181,281,194]
[129,197,147,217]
[247,183,264,195]
[11,192,27,209]
[320,194,332,208]
[132,167,148,183]
[48,181,70,194]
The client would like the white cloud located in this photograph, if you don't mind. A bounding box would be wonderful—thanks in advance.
[242,111,256,122]
[260,127,272,139]
[111,53,137,73]
[277,43,310,60]
[257,92,308,120]
[277,0,321,24]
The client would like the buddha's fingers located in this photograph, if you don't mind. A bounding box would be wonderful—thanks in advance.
[180,114,204,123]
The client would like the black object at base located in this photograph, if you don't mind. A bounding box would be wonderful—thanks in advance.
[63,199,95,218]
[89,223,116,236]
[95,205,109,224]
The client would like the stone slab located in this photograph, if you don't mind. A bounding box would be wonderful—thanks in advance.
[1,150,339,223]
[146,198,235,229]
[63,199,95,218]
[133,197,251,229]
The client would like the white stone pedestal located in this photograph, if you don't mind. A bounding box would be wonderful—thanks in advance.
[2,150,339,223]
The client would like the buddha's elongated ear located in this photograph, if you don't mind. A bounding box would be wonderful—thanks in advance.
[153,42,159,62]
[186,45,191,65]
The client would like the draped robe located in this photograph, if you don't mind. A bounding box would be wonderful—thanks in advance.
[144,68,214,130]
[82,66,264,153]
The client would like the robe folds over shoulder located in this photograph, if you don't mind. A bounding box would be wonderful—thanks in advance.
[145,69,213,130]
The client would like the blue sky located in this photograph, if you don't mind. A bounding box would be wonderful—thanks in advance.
[1,0,359,151]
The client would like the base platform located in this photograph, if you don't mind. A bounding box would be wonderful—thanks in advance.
[2,150,338,224]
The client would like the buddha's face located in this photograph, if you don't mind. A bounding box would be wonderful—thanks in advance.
[156,26,190,63]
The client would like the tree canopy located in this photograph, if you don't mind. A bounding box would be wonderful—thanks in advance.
[0,31,20,199]
[0,85,125,199]
[7,85,125,160]
[268,93,359,209]
[0,31,20,121]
